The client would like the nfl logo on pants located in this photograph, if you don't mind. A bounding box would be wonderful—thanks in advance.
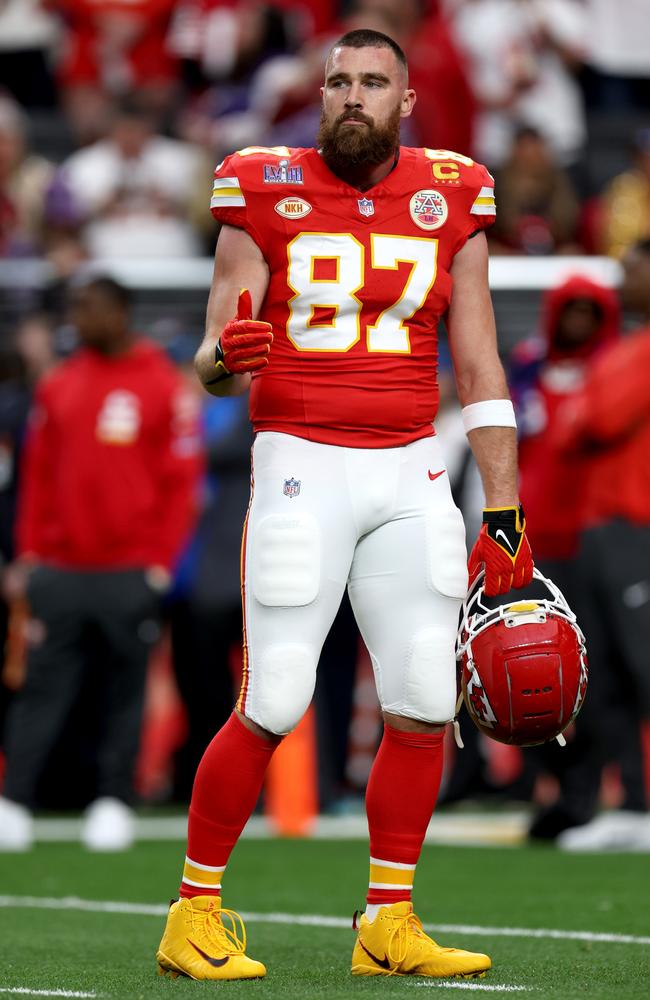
[283,478,301,498]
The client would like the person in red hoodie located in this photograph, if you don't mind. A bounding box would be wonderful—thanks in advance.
[0,276,202,851]
[549,240,650,852]
[514,274,620,571]
[510,275,620,837]
[509,274,621,840]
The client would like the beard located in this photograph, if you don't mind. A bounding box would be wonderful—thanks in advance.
[316,103,402,173]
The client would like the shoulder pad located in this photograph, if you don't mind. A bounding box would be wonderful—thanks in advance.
[423,148,493,186]
[212,147,303,204]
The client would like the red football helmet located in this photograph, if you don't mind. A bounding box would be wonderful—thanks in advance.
[456,568,588,747]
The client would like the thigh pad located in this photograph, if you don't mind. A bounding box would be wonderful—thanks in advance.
[250,513,320,607]
[426,508,468,599]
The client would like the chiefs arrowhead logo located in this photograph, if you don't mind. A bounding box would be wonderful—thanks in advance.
[466,665,498,728]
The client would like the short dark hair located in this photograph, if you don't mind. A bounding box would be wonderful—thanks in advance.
[74,275,132,310]
[331,28,408,74]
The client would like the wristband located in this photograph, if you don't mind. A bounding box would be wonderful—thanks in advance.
[462,399,516,433]
[204,340,234,386]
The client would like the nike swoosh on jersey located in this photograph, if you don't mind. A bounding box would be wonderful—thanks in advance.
[495,528,515,553]
[428,469,445,481]
[358,940,392,970]
[188,940,230,967]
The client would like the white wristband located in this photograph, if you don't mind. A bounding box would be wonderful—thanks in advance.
[462,399,517,433]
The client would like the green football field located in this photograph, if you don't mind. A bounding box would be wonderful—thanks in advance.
[0,838,648,999]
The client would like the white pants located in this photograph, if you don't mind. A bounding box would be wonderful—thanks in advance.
[239,432,468,735]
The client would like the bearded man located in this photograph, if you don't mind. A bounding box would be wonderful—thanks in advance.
[155,28,533,983]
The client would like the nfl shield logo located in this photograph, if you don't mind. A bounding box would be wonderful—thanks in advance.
[283,477,301,498]
[358,198,374,217]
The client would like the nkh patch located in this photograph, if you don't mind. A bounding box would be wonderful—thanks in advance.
[357,198,374,217]
[275,197,312,218]
[283,477,301,498]
[263,159,304,184]
[409,189,448,230]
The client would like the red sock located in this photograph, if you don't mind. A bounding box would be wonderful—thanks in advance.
[180,712,277,898]
[365,723,444,906]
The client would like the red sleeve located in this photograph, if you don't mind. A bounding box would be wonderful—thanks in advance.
[209,151,266,251]
[144,375,204,570]
[574,332,650,444]
[466,160,496,235]
[425,151,496,253]
[15,382,57,559]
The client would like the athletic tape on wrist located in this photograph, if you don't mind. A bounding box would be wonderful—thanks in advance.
[461,399,516,433]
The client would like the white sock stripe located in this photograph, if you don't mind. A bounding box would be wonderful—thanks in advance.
[370,857,417,870]
[181,877,222,889]
[184,857,226,873]
[369,881,413,890]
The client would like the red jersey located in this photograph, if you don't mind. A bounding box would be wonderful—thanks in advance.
[17,340,202,571]
[210,145,495,447]
[561,326,650,528]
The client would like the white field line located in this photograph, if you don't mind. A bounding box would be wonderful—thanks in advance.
[30,812,529,847]
[411,985,533,992]
[0,991,96,998]
[0,895,648,947]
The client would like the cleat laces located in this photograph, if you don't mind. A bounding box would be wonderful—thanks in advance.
[384,910,443,973]
[190,905,247,957]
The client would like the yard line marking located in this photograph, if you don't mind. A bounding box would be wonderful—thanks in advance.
[30,812,528,846]
[0,990,97,998]
[0,895,168,917]
[0,896,649,947]
[243,912,650,946]
[410,985,533,992]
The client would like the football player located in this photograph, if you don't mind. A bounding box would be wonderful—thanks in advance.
[156,28,533,982]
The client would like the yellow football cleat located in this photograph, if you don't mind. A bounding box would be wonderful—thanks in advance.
[351,901,491,978]
[156,895,266,980]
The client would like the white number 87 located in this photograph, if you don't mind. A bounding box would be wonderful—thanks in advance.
[286,232,438,354]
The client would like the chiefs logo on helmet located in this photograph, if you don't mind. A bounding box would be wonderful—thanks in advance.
[456,568,588,747]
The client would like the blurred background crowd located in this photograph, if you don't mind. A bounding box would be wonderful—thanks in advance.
[0,0,649,271]
[0,0,649,852]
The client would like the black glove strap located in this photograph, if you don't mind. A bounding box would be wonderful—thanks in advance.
[482,505,525,554]
[482,504,525,528]
[204,340,234,386]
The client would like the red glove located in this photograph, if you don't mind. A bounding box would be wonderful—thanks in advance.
[468,504,534,597]
[206,289,273,384]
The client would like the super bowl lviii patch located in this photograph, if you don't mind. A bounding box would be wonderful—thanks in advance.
[263,159,304,184]
[409,190,448,231]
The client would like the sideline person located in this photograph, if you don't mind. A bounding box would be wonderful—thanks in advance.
[0,277,201,851]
